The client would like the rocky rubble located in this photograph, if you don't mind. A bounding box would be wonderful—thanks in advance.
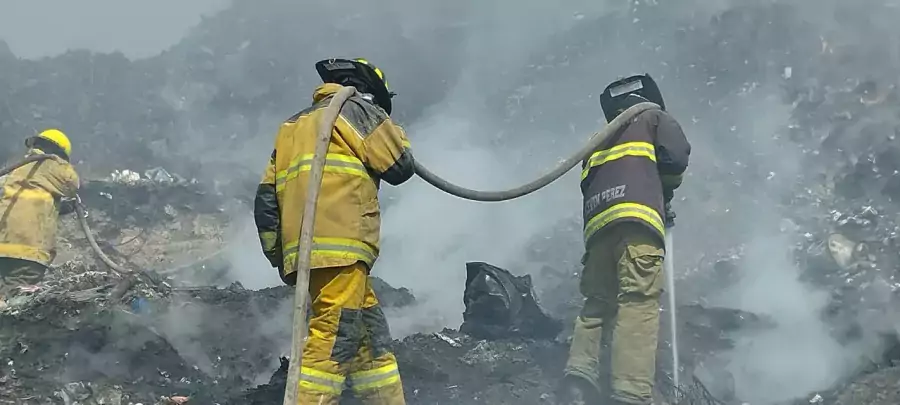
[0,252,415,404]
[0,176,774,404]
[3,0,900,404]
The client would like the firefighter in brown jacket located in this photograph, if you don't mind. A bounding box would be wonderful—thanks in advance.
[0,129,80,309]
[561,74,691,405]
[254,58,413,405]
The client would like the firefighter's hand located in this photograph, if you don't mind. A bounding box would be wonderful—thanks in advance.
[59,197,78,216]
[664,201,676,228]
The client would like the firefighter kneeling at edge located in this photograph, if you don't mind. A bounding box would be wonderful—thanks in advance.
[254,58,413,405]
[560,74,691,405]
[0,129,80,310]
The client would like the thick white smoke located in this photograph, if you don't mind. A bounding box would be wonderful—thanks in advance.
[6,1,900,403]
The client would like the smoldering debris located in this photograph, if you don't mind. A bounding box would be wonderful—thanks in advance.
[460,262,562,340]
[0,176,881,405]
[0,171,784,405]
[3,0,900,404]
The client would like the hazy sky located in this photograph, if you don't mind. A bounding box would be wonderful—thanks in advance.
[0,0,228,59]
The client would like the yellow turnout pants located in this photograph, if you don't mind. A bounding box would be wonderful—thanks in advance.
[298,262,405,405]
[564,222,665,405]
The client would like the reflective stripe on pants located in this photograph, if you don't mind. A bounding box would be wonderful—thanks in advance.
[298,262,405,405]
[350,363,401,394]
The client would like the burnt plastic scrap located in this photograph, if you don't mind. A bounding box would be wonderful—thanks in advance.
[460,261,562,340]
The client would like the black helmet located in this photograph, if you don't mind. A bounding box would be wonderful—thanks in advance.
[315,58,395,114]
[599,74,665,122]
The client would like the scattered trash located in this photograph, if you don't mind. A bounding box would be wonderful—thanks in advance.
[459,262,562,340]
[146,167,175,183]
[16,285,41,293]
[131,296,151,314]
[434,332,462,348]
[109,169,141,185]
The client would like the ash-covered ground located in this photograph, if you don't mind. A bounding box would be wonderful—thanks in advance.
[0,177,897,405]
[0,178,773,405]
[4,0,900,404]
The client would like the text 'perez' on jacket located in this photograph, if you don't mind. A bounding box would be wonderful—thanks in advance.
[580,109,690,245]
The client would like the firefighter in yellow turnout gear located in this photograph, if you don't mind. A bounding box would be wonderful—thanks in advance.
[254,58,413,405]
[0,129,80,308]
[561,75,691,405]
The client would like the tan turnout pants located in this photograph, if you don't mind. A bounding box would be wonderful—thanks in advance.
[564,222,665,405]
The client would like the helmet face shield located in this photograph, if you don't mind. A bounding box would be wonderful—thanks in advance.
[315,58,394,114]
[608,79,645,98]
[600,74,665,122]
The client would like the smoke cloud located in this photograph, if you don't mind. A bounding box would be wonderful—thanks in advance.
[6,0,900,402]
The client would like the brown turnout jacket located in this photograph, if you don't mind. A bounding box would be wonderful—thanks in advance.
[580,109,690,246]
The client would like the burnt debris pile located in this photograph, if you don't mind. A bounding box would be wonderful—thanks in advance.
[3,0,900,404]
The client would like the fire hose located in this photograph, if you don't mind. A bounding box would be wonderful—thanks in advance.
[0,87,673,402]
[282,85,663,404]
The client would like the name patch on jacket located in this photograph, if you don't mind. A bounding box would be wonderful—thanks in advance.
[585,184,627,215]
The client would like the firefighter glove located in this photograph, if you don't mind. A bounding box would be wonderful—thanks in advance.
[664,201,676,228]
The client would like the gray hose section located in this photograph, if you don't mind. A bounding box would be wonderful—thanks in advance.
[1,154,132,276]
[74,203,132,275]
[0,154,56,177]
[412,101,661,201]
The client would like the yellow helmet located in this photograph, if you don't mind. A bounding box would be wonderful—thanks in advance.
[26,128,72,157]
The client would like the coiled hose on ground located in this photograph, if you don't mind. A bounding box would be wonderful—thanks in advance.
[282,85,661,404]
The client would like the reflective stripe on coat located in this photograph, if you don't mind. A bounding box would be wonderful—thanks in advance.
[0,150,79,266]
[254,83,415,280]
[580,109,690,245]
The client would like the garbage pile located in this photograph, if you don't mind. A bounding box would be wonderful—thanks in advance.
[0,174,775,404]
[2,0,900,403]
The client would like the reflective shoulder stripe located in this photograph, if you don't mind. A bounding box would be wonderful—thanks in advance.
[349,363,401,393]
[584,202,664,242]
[275,153,368,190]
[284,237,378,268]
[339,115,368,141]
[581,141,656,180]
[299,366,345,395]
